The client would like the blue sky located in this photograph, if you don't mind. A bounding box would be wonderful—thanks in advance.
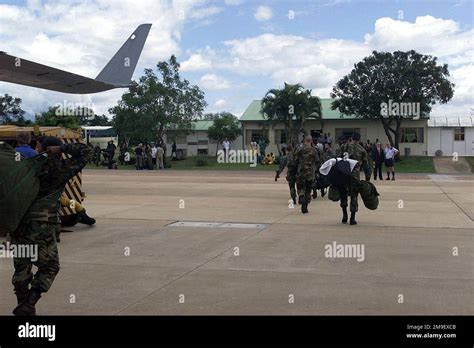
[0,0,472,118]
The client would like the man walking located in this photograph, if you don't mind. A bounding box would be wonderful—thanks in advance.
[11,136,91,315]
[275,144,298,204]
[336,132,371,225]
[294,135,319,214]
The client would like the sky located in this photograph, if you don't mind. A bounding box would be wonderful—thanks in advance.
[0,0,472,119]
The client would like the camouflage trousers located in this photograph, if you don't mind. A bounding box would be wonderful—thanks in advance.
[11,220,60,293]
[296,176,314,203]
[286,175,297,199]
[340,172,362,213]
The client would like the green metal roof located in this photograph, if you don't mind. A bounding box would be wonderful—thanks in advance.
[191,120,214,131]
[240,98,356,121]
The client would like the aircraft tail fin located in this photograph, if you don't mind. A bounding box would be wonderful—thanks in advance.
[95,24,152,86]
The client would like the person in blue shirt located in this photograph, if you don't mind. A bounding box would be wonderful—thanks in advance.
[15,132,37,159]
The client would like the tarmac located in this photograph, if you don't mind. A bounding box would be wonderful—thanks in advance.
[0,169,473,315]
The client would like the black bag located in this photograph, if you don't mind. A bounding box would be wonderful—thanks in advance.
[328,185,340,202]
[327,159,352,187]
[315,175,329,189]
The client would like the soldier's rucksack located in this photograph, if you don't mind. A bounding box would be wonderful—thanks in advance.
[0,142,43,236]
[359,180,380,210]
[327,159,352,187]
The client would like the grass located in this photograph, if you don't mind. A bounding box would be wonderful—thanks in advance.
[85,155,436,173]
[464,157,474,172]
[391,156,435,173]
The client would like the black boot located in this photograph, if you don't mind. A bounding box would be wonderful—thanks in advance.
[14,284,30,305]
[301,197,308,214]
[341,208,348,224]
[13,288,42,316]
[292,197,296,205]
[391,172,395,181]
[350,212,357,225]
[312,190,317,199]
[298,195,304,205]
[77,210,96,225]
[321,188,326,197]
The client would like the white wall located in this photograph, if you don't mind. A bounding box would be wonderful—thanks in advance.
[428,127,474,156]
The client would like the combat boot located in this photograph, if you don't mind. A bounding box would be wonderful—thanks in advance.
[341,208,348,224]
[350,212,357,225]
[14,284,30,305]
[13,288,42,316]
[321,188,326,197]
[77,210,96,225]
[301,197,308,214]
[292,197,296,205]
[312,190,317,199]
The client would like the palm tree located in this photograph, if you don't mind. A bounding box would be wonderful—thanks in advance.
[261,83,322,146]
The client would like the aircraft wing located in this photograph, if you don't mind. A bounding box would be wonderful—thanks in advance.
[0,24,151,94]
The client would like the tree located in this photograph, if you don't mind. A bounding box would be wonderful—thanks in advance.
[86,114,112,126]
[261,83,322,145]
[331,50,454,149]
[0,94,29,125]
[110,55,207,145]
[206,112,241,156]
[35,106,81,129]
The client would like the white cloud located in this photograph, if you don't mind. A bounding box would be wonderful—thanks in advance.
[0,0,216,116]
[254,6,273,21]
[214,99,228,108]
[200,74,231,90]
[187,16,472,115]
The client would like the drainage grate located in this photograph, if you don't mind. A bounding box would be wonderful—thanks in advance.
[167,221,267,229]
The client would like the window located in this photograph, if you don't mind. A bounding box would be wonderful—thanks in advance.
[198,140,208,145]
[246,130,268,144]
[401,128,424,143]
[454,127,465,141]
[275,130,288,144]
[197,149,208,155]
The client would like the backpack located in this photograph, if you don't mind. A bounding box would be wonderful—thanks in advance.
[327,159,352,187]
[0,143,42,236]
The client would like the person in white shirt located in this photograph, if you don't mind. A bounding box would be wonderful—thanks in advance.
[384,143,399,181]
[151,144,157,169]
[223,139,231,159]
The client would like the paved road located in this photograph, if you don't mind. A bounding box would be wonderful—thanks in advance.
[1,170,473,315]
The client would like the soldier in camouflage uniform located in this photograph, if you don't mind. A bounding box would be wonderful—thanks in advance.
[275,144,298,204]
[311,143,324,199]
[294,135,320,214]
[336,132,371,225]
[11,136,91,316]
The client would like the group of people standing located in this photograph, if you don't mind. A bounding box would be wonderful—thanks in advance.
[134,142,166,170]
[363,140,399,181]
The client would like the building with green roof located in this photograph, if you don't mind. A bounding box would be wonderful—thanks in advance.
[165,119,243,156]
[240,98,429,156]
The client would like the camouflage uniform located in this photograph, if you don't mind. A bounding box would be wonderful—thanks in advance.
[336,143,371,212]
[295,144,319,203]
[11,143,90,297]
[276,150,298,200]
[311,147,324,198]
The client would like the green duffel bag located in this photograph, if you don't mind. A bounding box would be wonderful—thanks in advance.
[328,185,340,202]
[359,180,380,210]
[0,142,43,236]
